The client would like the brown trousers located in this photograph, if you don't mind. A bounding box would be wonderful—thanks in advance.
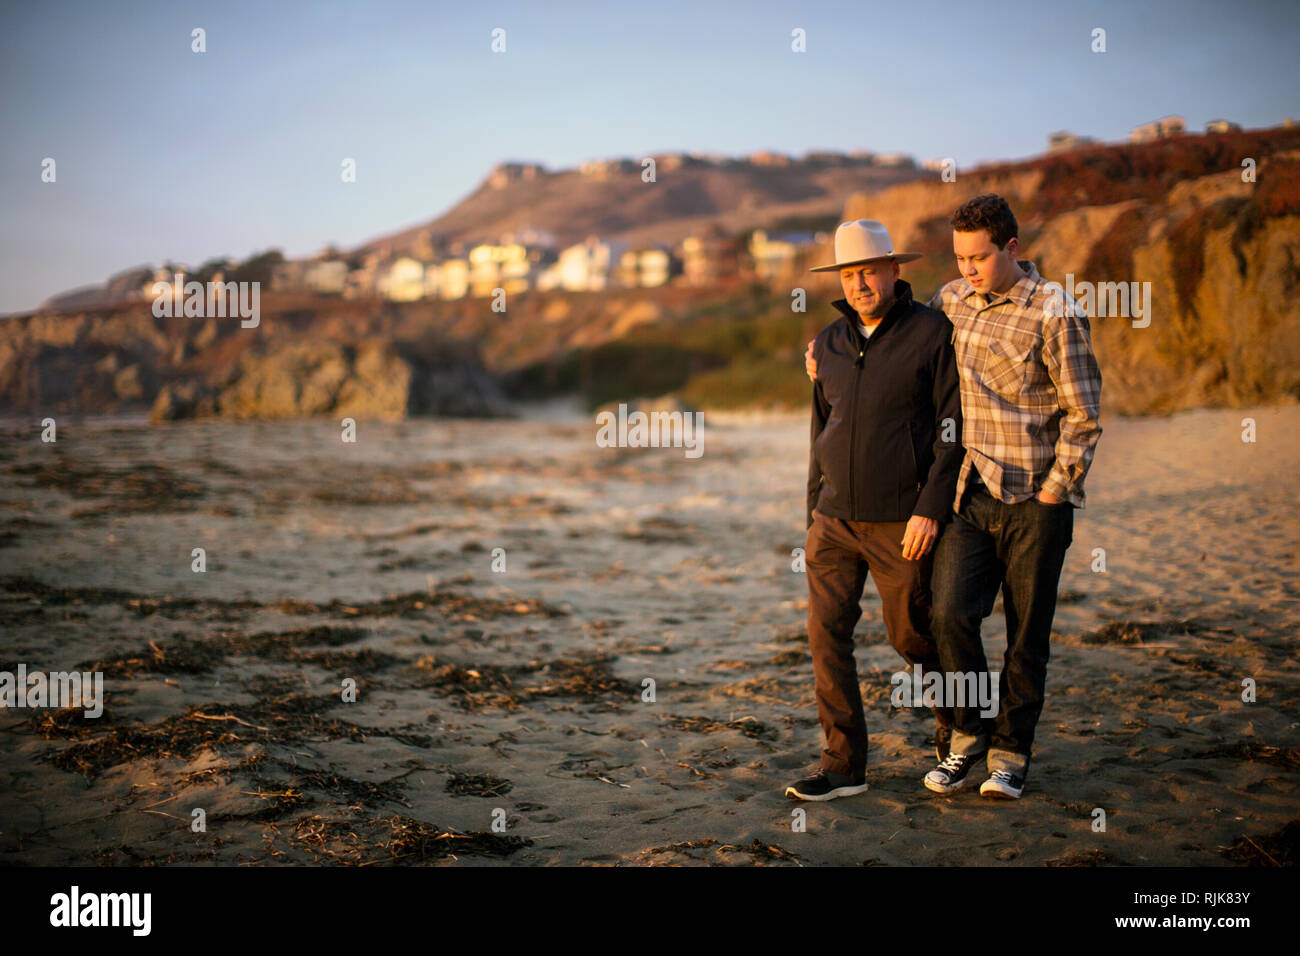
[805,509,952,776]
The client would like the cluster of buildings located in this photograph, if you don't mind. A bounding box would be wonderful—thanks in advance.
[1047,130,1101,153]
[1129,115,1190,143]
[1046,116,1261,153]
[265,225,828,302]
[1127,116,1292,142]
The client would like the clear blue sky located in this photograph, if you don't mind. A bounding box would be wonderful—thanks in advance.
[2,0,1296,313]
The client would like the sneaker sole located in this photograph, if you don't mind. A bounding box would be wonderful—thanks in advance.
[979,783,1023,799]
[784,783,869,801]
[923,774,972,794]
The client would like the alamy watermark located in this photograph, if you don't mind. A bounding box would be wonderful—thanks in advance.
[0,664,103,718]
[890,664,999,718]
[1042,273,1151,328]
[151,273,260,328]
[49,886,150,936]
[594,403,704,459]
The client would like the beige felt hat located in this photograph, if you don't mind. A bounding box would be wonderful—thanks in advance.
[809,219,922,272]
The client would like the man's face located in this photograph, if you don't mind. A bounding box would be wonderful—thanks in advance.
[839,259,900,320]
[953,229,1019,294]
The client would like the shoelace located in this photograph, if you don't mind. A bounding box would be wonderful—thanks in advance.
[989,770,1016,782]
[935,752,967,774]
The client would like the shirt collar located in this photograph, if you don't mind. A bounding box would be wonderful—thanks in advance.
[955,259,1043,309]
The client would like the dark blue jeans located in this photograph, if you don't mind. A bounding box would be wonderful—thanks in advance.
[929,479,1074,775]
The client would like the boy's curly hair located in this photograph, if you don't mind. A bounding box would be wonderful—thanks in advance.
[950,194,1019,249]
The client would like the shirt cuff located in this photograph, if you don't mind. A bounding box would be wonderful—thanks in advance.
[1040,469,1073,502]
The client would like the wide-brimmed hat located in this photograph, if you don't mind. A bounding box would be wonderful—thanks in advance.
[809,219,922,272]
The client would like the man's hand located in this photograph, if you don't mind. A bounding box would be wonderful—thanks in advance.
[901,514,939,560]
[1035,489,1064,505]
[805,340,818,382]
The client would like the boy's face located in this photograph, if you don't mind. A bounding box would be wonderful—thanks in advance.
[839,259,900,320]
[953,229,1019,294]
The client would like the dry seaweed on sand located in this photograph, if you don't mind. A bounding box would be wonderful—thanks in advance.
[1193,742,1300,772]
[36,699,333,776]
[414,653,637,710]
[268,762,412,809]
[415,656,519,710]
[0,575,262,620]
[7,457,207,514]
[290,647,403,670]
[76,625,381,679]
[515,655,637,701]
[631,839,802,866]
[0,516,54,549]
[28,705,119,740]
[1044,848,1121,867]
[33,693,431,776]
[767,648,808,667]
[1076,618,1234,645]
[273,590,567,620]
[220,624,373,654]
[444,772,513,797]
[1220,820,1300,866]
[82,638,226,676]
[0,574,564,624]
[416,657,515,690]
[282,812,531,865]
[163,751,415,822]
[661,713,777,740]
[636,839,720,863]
[717,839,801,863]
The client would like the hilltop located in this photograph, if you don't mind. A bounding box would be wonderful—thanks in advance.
[356,151,923,257]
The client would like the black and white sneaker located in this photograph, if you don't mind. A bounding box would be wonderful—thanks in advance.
[923,752,982,794]
[785,768,868,801]
[979,769,1026,799]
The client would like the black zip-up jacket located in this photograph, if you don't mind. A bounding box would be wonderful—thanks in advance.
[807,279,963,528]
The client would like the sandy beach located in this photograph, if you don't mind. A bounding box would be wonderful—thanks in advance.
[1,403,1296,866]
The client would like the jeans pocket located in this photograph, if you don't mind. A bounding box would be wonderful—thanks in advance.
[1030,497,1074,544]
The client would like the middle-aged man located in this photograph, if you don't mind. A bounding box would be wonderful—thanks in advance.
[786,219,963,802]
[804,195,1103,800]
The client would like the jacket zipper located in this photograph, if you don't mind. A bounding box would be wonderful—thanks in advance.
[908,428,919,489]
[849,340,863,519]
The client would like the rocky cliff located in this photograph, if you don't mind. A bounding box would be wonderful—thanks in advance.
[838,128,1300,414]
[0,298,513,422]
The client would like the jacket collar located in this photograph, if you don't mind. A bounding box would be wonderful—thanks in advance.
[832,279,914,339]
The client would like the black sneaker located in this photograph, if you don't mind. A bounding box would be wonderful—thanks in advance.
[784,768,868,801]
[933,725,952,762]
[979,768,1026,799]
[923,751,982,794]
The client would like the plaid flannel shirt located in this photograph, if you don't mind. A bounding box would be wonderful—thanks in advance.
[928,260,1102,509]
